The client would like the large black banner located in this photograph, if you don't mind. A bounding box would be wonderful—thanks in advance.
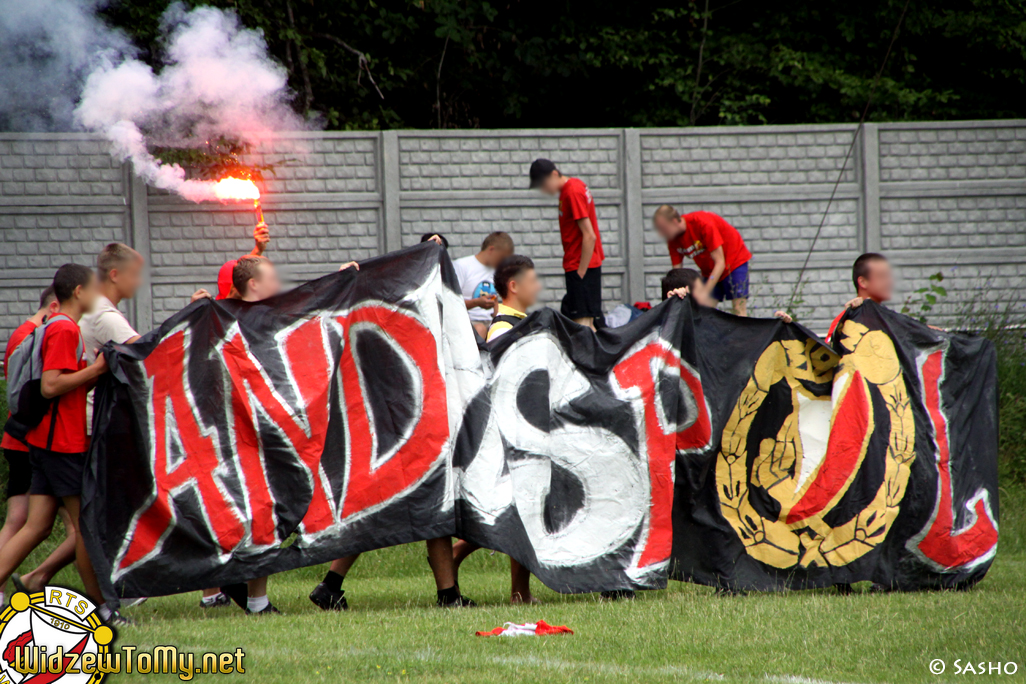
[81,244,998,601]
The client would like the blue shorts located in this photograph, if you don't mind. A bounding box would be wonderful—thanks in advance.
[711,262,750,301]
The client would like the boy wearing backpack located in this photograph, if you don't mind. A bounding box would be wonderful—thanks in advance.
[0,264,123,623]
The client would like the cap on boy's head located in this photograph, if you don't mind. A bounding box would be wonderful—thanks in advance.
[52,263,94,303]
[528,158,558,188]
[39,285,56,310]
[217,260,237,300]
[661,267,701,300]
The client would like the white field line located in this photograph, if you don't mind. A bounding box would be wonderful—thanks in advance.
[341,644,880,684]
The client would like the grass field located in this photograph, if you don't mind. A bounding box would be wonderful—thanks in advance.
[8,485,1022,684]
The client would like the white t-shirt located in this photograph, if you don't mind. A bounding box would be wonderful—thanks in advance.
[80,295,139,433]
[452,254,497,323]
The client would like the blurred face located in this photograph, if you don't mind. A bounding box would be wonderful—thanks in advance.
[858,259,893,302]
[482,244,514,269]
[246,261,282,302]
[77,272,101,313]
[110,256,144,299]
[537,171,562,196]
[508,268,542,308]
[653,214,684,241]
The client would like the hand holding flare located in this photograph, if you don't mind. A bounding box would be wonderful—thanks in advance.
[213,177,268,256]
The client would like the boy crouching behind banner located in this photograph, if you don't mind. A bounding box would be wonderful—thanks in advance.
[0,264,127,624]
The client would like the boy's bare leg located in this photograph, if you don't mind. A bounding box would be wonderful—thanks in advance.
[58,496,103,604]
[0,495,59,587]
[572,316,595,331]
[247,576,268,598]
[19,507,77,591]
[510,558,536,604]
[426,538,455,590]
[451,539,480,586]
[0,493,29,596]
[731,297,748,317]
[329,554,360,577]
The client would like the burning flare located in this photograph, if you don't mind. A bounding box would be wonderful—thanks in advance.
[213,177,260,201]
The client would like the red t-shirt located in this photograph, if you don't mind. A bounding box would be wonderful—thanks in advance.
[2,319,39,452]
[667,211,751,281]
[558,178,604,272]
[26,315,89,454]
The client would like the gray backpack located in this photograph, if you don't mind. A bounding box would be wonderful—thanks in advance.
[4,315,82,446]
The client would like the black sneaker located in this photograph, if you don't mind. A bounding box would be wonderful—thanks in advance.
[200,592,232,609]
[600,590,636,601]
[220,583,249,610]
[309,583,348,611]
[437,593,476,608]
[106,610,134,626]
[246,602,281,615]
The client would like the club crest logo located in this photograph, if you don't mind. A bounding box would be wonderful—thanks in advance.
[0,587,115,684]
[717,322,917,569]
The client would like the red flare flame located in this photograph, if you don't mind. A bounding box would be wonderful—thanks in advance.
[213,177,260,201]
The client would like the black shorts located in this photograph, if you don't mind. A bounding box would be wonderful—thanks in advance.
[4,448,32,498]
[29,446,87,499]
[561,266,603,320]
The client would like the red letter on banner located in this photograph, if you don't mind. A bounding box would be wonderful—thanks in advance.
[118,330,245,573]
[337,306,449,519]
[220,317,334,543]
[613,343,711,569]
[916,349,998,568]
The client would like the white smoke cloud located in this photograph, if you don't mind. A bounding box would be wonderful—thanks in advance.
[72,2,307,202]
[0,0,134,131]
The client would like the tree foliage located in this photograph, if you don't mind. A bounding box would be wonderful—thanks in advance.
[101,0,1026,129]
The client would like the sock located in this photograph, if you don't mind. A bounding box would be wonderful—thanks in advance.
[323,571,344,593]
[437,585,460,604]
[247,595,269,613]
[0,591,5,606]
[98,604,112,620]
[201,592,224,605]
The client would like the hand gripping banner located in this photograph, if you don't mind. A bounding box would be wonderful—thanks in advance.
[80,245,998,601]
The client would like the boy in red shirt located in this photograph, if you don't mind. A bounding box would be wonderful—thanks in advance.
[529,159,605,330]
[0,264,123,623]
[0,287,78,604]
[825,252,894,344]
[652,205,752,316]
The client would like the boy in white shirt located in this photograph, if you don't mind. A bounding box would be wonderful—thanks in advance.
[451,232,514,338]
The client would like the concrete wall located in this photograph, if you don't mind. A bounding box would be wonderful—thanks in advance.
[2,120,1024,343]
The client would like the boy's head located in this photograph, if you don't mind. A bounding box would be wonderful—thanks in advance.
[421,232,449,249]
[52,263,99,312]
[233,256,281,302]
[494,255,540,310]
[528,158,563,196]
[661,267,715,307]
[652,204,686,241]
[478,231,515,267]
[97,242,144,299]
[852,253,892,302]
[38,285,58,315]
